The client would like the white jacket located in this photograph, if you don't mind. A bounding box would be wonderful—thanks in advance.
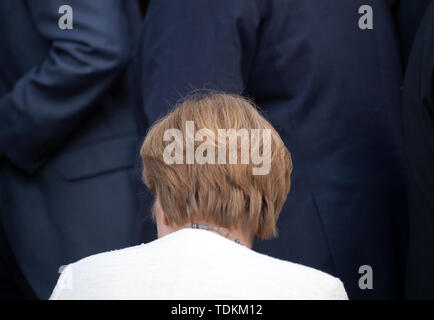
[50,228,348,300]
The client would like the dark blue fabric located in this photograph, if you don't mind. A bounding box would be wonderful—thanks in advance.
[402,1,434,299]
[397,0,433,67]
[0,0,149,298]
[135,0,408,299]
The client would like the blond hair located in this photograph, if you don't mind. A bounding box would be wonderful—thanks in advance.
[140,93,292,239]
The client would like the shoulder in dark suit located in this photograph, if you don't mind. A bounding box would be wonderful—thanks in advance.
[0,0,148,298]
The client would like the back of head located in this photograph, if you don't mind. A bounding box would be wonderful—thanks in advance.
[140,93,292,239]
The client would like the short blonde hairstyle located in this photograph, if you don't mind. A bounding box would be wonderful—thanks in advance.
[140,93,292,239]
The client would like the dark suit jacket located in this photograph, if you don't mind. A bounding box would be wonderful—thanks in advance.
[0,0,145,298]
[402,1,434,299]
[135,0,408,299]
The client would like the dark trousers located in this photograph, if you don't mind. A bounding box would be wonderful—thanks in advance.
[0,221,37,300]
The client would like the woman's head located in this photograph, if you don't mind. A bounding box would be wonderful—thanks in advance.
[140,93,292,239]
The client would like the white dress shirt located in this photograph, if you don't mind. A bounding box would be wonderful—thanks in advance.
[50,228,348,300]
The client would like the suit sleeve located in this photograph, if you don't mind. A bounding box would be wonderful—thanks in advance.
[0,0,132,173]
[136,0,261,132]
